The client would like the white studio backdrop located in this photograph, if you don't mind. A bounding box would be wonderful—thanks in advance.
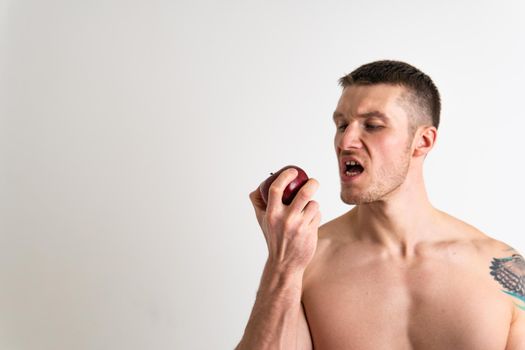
[1,0,524,349]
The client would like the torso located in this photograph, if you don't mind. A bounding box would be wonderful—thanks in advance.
[302,210,516,350]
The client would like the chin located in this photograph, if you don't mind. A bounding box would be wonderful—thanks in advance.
[340,189,382,205]
[340,192,364,205]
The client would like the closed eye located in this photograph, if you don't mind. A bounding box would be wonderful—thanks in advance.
[336,124,384,132]
[365,124,383,130]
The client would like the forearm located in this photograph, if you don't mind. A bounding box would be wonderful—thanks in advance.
[235,261,304,350]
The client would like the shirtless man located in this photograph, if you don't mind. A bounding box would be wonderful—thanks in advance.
[235,60,525,349]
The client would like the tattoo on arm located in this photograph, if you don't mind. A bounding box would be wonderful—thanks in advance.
[490,247,525,310]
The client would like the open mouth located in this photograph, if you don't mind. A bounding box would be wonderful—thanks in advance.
[344,160,364,177]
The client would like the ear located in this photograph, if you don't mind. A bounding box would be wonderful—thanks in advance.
[413,126,437,157]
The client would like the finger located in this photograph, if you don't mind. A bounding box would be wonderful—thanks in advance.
[288,178,319,214]
[301,200,320,223]
[309,209,322,226]
[266,168,299,212]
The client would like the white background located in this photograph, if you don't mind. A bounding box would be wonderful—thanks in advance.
[1,0,525,349]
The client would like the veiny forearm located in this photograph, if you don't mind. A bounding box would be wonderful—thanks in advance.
[235,261,304,350]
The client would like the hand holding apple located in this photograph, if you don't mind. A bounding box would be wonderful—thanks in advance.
[248,165,321,272]
[259,165,309,207]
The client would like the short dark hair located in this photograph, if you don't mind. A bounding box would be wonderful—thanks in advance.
[338,60,441,130]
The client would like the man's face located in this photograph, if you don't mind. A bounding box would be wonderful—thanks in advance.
[333,84,415,205]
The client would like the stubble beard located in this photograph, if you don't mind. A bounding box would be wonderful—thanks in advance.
[341,144,412,205]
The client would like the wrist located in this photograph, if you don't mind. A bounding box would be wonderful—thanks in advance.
[265,256,306,275]
[261,260,304,293]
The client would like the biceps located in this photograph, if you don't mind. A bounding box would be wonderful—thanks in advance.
[506,312,525,350]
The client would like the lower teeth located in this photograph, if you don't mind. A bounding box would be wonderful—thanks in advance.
[346,171,360,176]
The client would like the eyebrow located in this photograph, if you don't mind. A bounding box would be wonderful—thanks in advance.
[332,111,389,121]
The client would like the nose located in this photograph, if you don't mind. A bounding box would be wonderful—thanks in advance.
[337,121,363,151]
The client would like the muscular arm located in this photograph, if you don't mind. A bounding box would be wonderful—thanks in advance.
[506,310,525,350]
[235,261,313,350]
[489,246,525,349]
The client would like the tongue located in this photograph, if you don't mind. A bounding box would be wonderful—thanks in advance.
[349,165,364,173]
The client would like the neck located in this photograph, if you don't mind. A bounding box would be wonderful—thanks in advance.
[349,166,441,258]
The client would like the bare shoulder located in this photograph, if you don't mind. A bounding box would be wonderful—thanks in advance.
[308,216,341,265]
[437,210,518,257]
[316,212,359,254]
[303,213,353,284]
[432,212,525,347]
[485,238,525,335]
[442,212,525,313]
[483,237,525,310]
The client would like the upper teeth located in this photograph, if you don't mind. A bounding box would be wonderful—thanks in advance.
[345,161,359,166]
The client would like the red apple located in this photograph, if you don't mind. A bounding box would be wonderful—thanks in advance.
[259,165,309,207]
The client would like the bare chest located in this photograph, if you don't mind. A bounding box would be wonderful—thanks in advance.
[302,255,512,350]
